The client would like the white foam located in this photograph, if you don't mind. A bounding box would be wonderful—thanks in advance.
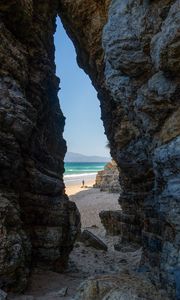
[64,172,97,179]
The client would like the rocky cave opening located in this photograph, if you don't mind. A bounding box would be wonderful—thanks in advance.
[0,1,179,300]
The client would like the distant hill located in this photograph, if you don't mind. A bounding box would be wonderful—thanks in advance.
[65,152,110,163]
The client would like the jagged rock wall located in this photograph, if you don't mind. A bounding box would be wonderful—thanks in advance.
[0,0,179,298]
[0,0,80,292]
[102,2,180,298]
[94,160,121,193]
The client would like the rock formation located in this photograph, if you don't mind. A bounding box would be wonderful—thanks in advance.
[0,0,179,299]
[79,230,108,251]
[99,210,122,236]
[102,3,180,299]
[94,160,121,193]
[0,0,80,292]
[74,273,169,300]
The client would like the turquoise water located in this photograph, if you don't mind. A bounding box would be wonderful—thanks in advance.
[64,162,106,177]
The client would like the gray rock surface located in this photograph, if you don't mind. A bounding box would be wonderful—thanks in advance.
[0,0,80,292]
[0,0,179,298]
[73,273,169,300]
[102,1,180,298]
[80,230,108,251]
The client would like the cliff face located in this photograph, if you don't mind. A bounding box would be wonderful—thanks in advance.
[94,160,121,193]
[102,2,180,297]
[0,0,80,292]
[0,0,179,298]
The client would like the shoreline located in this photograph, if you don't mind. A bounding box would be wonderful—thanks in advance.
[64,173,97,196]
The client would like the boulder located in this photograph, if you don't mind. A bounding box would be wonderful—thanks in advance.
[99,210,122,236]
[79,230,108,251]
[94,161,121,193]
[73,273,169,300]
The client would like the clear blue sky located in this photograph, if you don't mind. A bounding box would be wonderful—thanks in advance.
[54,17,110,157]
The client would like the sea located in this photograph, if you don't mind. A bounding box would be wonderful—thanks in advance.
[64,162,106,185]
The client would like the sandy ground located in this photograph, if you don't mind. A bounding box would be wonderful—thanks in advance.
[9,185,142,300]
[65,178,96,196]
[70,187,120,228]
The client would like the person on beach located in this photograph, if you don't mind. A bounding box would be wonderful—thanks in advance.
[82,180,85,188]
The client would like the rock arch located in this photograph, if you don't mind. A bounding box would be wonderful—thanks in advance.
[0,0,179,298]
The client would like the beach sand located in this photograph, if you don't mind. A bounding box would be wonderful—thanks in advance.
[65,174,120,228]
[9,179,142,300]
[65,179,95,196]
[69,186,120,229]
[64,174,96,196]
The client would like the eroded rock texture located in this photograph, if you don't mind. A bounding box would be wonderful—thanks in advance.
[0,0,179,298]
[74,273,169,300]
[99,210,122,236]
[102,1,180,298]
[94,160,121,192]
[59,0,180,298]
[0,0,80,292]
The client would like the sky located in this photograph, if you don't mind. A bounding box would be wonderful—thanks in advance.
[54,17,110,158]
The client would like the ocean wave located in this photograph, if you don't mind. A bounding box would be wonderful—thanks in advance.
[66,166,104,171]
[64,172,97,179]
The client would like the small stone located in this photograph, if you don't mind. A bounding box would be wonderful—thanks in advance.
[57,287,68,297]
[47,287,68,297]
